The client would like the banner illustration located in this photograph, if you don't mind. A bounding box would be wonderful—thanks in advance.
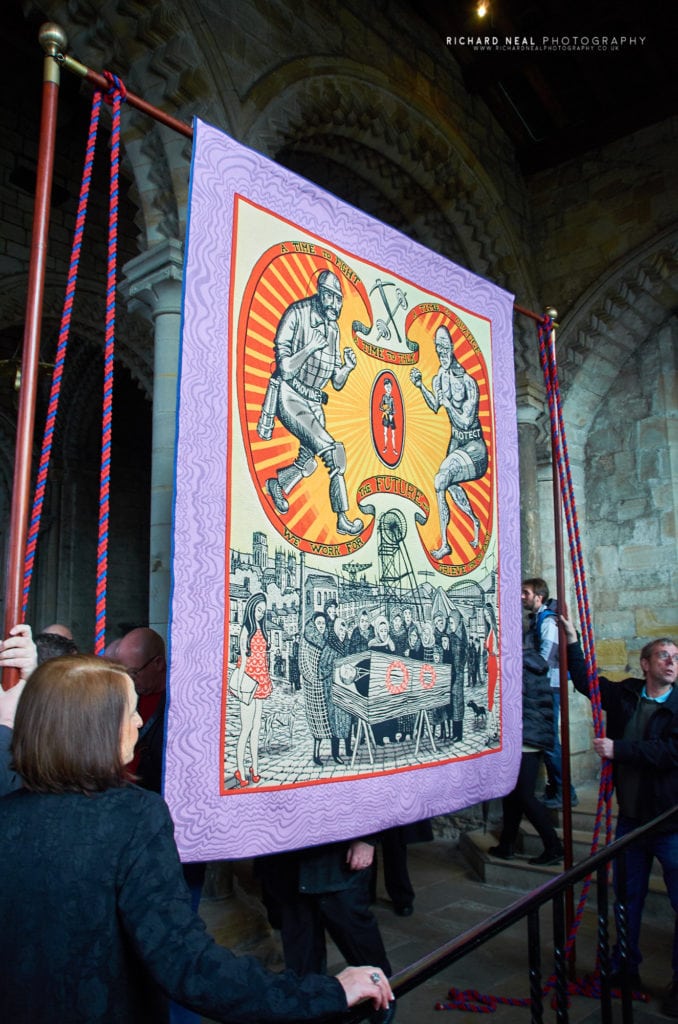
[166,120,521,860]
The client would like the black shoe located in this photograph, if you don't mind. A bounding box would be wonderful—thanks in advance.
[528,844,564,865]
[393,903,413,917]
[488,844,514,860]
[661,979,678,1017]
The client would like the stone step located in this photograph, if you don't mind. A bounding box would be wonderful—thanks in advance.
[460,826,669,919]
[517,821,664,880]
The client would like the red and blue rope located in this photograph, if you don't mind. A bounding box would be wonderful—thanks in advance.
[22,90,103,618]
[22,71,127,654]
[94,72,126,656]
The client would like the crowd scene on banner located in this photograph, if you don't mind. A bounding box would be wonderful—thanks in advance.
[1,582,677,1020]
[226,590,502,790]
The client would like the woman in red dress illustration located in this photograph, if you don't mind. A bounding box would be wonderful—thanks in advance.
[483,602,499,745]
[233,592,272,786]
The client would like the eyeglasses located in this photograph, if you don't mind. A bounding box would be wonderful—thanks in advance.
[654,651,678,665]
[127,656,156,679]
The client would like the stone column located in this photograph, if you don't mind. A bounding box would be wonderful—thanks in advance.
[121,239,183,641]
[515,379,545,578]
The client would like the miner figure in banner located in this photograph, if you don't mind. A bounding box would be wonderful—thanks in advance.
[262,269,364,536]
[410,324,487,560]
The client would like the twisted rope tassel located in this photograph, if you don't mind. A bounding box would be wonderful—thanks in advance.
[436,986,530,1013]
[22,91,104,617]
[94,72,127,655]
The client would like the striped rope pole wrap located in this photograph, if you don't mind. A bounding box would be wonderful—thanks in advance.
[21,92,103,618]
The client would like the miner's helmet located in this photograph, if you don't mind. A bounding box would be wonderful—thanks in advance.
[317,269,343,297]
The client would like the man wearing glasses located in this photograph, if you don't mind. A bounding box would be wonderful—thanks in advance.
[106,627,166,792]
[563,624,678,1014]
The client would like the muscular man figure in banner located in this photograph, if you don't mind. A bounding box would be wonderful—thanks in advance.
[410,325,487,560]
[264,269,363,536]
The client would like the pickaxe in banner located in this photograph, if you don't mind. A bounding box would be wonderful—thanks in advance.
[370,279,408,345]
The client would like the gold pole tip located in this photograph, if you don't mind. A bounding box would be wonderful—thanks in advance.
[544,306,559,321]
[39,22,68,56]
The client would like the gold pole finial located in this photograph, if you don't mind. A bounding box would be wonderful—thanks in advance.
[39,22,68,58]
[544,306,559,324]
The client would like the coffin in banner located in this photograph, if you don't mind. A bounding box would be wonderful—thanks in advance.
[333,652,449,723]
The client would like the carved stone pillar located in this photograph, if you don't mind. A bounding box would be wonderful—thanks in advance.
[516,379,545,578]
[121,239,183,641]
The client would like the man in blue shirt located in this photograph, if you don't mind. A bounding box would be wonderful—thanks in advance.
[564,620,678,1015]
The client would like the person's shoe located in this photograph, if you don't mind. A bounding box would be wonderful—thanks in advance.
[393,903,413,917]
[661,979,678,1017]
[488,844,515,860]
[528,843,564,865]
[571,791,579,807]
[266,478,289,513]
[543,791,563,809]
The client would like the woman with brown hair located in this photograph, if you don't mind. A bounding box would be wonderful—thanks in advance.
[0,655,393,1023]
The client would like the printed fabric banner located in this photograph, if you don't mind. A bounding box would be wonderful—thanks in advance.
[165,118,522,861]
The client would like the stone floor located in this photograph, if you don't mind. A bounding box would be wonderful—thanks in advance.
[197,814,675,1024]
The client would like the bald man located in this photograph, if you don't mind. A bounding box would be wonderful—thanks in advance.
[106,627,167,791]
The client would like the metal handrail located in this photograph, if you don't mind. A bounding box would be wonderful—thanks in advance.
[348,804,677,1022]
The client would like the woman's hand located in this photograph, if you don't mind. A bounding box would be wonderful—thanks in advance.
[336,965,394,1010]
[0,624,37,680]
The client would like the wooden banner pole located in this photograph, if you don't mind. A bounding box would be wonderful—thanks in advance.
[1,24,68,689]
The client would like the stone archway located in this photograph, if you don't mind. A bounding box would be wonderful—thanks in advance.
[535,229,678,656]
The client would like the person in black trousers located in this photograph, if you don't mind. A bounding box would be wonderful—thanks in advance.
[488,636,564,866]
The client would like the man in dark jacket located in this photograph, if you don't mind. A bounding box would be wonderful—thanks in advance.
[258,838,391,983]
[488,639,564,865]
[563,621,678,1014]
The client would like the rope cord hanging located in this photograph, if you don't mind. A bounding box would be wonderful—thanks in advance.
[437,316,643,1013]
[95,72,126,656]
[21,71,127,656]
[21,90,103,619]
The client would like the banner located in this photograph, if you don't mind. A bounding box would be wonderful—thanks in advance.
[165,118,522,860]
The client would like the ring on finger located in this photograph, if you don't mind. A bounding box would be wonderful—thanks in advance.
[370,971,381,985]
